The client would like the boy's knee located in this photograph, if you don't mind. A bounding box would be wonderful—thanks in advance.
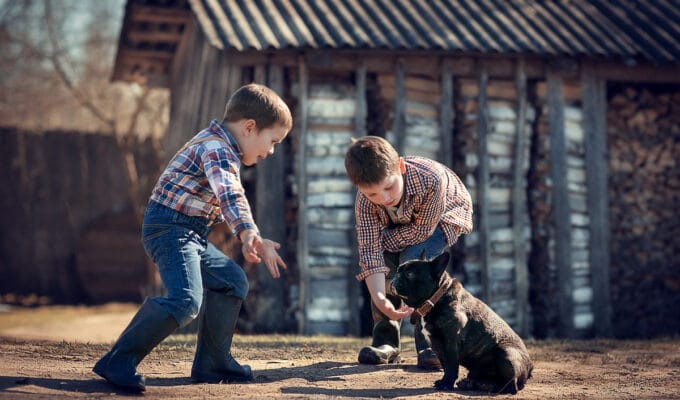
[230,266,249,299]
[174,294,203,328]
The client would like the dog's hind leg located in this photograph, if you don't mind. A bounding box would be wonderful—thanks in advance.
[492,346,529,394]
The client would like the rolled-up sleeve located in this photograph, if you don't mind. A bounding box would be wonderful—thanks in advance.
[354,194,390,281]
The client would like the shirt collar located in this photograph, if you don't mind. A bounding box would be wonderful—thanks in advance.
[402,158,415,198]
[209,119,242,158]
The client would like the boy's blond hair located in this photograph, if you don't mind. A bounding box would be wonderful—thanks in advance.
[344,136,400,186]
[223,83,292,131]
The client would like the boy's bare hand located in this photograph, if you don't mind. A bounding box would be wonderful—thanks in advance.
[256,239,287,279]
[240,229,263,263]
[374,296,413,320]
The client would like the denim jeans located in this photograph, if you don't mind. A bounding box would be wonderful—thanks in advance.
[141,201,249,328]
[384,226,448,279]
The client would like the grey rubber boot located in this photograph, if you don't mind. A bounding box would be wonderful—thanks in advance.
[191,290,253,383]
[93,298,179,392]
[357,295,401,364]
[414,317,442,370]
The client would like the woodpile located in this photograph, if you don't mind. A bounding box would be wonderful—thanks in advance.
[607,84,680,338]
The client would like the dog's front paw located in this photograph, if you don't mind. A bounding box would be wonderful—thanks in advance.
[434,378,455,391]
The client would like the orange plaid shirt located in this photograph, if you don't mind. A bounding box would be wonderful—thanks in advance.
[354,156,473,281]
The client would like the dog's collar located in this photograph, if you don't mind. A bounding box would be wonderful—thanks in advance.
[413,274,453,319]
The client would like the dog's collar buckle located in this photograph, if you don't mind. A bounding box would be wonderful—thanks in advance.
[413,275,453,319]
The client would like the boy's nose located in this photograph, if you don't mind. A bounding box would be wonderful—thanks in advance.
[381,192,391,203]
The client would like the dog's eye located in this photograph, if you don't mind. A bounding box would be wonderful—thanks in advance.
[406,271,415,279]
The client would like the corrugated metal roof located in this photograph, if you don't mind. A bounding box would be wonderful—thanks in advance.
[188,0,680,63]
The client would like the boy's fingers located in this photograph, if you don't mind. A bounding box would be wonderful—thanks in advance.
[277,256,287,270]
[268,262,280,279]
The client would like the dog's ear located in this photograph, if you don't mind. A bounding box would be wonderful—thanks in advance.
[430,251,450,279]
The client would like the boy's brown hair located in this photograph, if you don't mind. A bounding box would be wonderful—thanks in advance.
[344,136,400,186]
[223,83,292,131]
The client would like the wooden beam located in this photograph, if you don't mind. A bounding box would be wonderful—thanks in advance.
[129,4,191,25]
[513,58,530,337]
[593,62,680,83]
[547,70,574,338]
[254,64,288,332]
[582,63,612,337]
[347,60,367,337]
[439,59,454,167]
[297,57,310,334]
[476,60,491,303]
[393,59,406,154]
[122,49,175,61]
[127,29,184,44]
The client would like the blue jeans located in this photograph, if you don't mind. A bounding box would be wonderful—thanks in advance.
[384,226,448,278]
[141,201,249,328]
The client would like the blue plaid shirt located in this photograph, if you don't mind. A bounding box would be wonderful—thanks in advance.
[149,119,258,237]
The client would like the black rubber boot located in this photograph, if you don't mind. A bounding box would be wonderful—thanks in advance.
[93,298,179,392]
[358,295,402,365]
[191,290,253,383]
[414,317,442,370]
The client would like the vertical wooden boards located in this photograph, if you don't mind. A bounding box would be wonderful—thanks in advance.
[476,62,491,303]
[439,60,454,168]
[582,65,612,337]
[296,57,310,334]
[253,64,287,332]
[547,70,574,337]
[513,59,530,337]
[393,59,406,154]
[347,60,367,336]
[297,70,357,335]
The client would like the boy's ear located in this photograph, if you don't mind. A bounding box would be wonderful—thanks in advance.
[430,251,450,279]
[244,119,257,135]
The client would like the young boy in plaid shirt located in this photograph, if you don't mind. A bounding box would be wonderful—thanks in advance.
[94,83,291,391]
[344,135,473,369]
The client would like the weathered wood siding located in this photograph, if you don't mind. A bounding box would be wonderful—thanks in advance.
[293,74,357,335]
[531,77,596,337]
[457,67,533,332]
[0,128,160,303]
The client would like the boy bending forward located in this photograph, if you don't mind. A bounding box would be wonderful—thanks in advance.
[344,136,473,369]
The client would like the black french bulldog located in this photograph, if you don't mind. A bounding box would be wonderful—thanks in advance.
[391,252,533,394]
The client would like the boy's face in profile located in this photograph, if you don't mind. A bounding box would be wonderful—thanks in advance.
[356,159,405,207]
[240,122,289,166]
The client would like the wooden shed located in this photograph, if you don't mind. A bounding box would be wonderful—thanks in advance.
[112,0,680,338]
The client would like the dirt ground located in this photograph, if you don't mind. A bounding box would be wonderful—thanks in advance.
[0,304,679,399]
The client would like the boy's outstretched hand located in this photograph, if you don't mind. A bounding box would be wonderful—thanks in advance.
[256,239,287,279]
[365,273,414,320]
[239,229,263,263]
[239,229,287,279]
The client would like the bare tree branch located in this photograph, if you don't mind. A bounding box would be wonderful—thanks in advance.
[43,0,116,132]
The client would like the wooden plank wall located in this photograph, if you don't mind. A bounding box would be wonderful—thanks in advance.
[377,71,442,160]
[537,75,595,337]
[457,62,534,331]
[294,69,358,335]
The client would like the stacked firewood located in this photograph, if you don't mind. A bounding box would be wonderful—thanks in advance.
[607,84,680,338]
